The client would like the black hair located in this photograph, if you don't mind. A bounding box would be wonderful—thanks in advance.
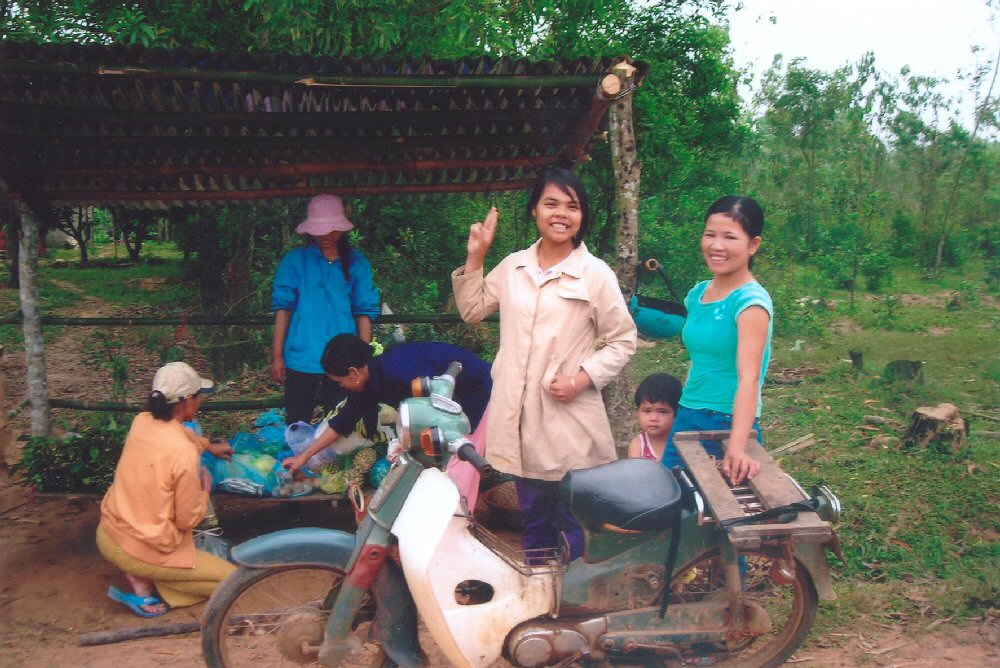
[322,333,374,376]
[306,231,353,281]
[148,390,175,421]
[337,235,352,281]
[705,195,764,238]
[705,195,764,268]
[634,373,682,413]
[526,167,591,248]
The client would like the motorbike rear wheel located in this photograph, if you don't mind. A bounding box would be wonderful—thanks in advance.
[664,547,819,668]
[201,564,396,668]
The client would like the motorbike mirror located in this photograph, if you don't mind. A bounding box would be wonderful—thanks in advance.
[812,485,842,524]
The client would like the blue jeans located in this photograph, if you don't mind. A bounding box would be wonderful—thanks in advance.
[661,407,762,470]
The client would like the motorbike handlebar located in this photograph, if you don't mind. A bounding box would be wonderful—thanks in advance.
[454,440,494,476]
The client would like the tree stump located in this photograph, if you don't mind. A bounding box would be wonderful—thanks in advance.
[902,403,968,453]
[884,360,924,384]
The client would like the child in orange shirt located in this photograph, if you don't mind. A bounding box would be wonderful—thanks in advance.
[627,373,682,463]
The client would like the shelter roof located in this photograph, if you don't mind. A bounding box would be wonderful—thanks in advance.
[0,42,647,209]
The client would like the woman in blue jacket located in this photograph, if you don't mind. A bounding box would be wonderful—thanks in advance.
[272,195,382,424]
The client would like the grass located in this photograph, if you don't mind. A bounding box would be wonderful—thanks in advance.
[4,242,999,629]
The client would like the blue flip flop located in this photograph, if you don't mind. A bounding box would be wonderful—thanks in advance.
[107,585,168,618]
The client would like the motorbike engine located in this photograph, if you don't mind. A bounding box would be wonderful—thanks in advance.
[506,616,607,668]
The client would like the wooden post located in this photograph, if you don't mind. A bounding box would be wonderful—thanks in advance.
[0,345,10,465]
[17,204,51,437]
[606,59,641,450]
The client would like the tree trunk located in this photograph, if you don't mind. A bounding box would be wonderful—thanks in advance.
[1,189,19,289]
[935,43,1000,272]
[193,212,227,316]
[606,62,641,451]
[17,204,51,437]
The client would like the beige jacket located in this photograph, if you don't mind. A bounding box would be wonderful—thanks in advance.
[452,241,637,480]
[100,413,209,568]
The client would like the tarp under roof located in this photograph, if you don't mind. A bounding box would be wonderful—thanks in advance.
[0,42,648,209]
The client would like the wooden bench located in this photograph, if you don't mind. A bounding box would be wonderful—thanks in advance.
[675,431,831,549]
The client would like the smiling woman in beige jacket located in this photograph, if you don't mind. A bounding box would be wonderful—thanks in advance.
[452,168,636,560]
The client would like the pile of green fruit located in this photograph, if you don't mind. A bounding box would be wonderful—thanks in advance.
[318,445,382,495]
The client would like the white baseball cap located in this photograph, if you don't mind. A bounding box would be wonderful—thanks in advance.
[151,362,216,404]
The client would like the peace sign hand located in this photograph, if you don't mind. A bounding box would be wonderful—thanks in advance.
[465,206,499,272]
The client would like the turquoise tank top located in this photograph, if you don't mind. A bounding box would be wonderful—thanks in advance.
[680,280,773,416]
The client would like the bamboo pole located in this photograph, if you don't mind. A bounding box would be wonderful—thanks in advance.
[7,131,560,152]
[41,179,537,205]
[5,102,577,130]
[0,58,601,89]
[0,345,10,462]
[49,398,283,412]
[0,313,497,326]
[50,156,558,181]
[78,621,200,646]
[16,204,51,436]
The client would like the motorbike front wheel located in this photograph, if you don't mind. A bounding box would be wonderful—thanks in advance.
[201,564,397,668]
[665,547,819,668]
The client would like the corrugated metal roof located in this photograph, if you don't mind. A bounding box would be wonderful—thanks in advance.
[0,43,648,209]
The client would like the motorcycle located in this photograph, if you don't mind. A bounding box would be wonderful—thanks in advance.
[202,362,842,668]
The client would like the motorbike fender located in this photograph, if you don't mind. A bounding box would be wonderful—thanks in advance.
[796,543,837,601]
[372,557,428,668]
[393,468,555,668]
[230,527,356,568]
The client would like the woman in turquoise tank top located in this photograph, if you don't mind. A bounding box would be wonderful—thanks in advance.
[663,195,772,485]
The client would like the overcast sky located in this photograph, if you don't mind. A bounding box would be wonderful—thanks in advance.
[725,0,1000,127]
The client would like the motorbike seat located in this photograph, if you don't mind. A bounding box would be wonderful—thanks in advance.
[560,459,683,532]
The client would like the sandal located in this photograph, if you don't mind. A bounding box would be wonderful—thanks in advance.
[107,585,168,618]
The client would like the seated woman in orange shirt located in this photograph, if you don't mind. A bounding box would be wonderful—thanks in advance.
[96,362,236,617]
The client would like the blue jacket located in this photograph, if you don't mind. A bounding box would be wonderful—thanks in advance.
[272,244,381,374]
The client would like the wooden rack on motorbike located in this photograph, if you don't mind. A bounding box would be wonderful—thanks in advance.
[675,430,833,549]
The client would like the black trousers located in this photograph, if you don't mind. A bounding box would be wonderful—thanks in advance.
[283,368,347,425]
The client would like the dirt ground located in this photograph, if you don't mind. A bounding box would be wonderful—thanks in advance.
[1,477,997,668]
[0,287,998,667]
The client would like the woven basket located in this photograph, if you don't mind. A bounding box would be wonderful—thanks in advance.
[483,480,523,531]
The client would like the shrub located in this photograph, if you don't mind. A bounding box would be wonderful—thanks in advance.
[12,415,129,493]
[860,250,894,292]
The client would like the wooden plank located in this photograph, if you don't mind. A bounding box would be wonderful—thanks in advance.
[728,520,831,549]
[744,441,809,508]
[769,433,816,454]
[676,432,832,547]
[674,432,745,522]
